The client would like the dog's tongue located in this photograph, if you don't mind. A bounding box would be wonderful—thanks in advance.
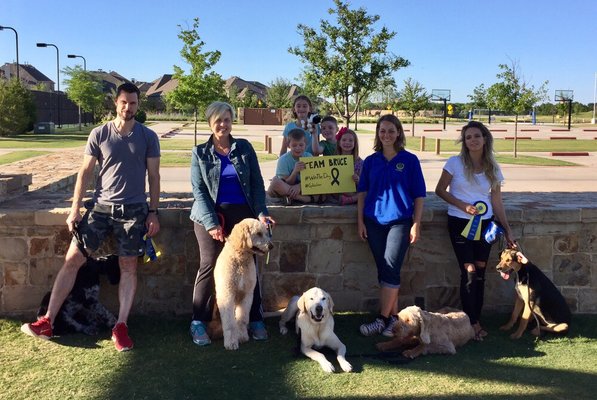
[500,271,510,280]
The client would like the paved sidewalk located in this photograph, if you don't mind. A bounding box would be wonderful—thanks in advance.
[157,121,597,194]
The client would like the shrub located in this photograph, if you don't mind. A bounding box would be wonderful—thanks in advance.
[0,79,36,136]
[135,109,147,123]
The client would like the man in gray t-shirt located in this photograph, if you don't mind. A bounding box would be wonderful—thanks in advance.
[21,83,161,352]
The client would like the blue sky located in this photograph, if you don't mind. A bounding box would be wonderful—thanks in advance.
[2,0,596,103]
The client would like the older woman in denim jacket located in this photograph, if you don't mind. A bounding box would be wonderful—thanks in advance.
[189,101,275,346]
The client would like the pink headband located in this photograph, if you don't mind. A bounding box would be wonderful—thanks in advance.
[335,126,348,141]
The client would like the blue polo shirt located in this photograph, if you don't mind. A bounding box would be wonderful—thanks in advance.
[357,150,426,225]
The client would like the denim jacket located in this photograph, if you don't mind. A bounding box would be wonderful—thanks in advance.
[190,135,268,230]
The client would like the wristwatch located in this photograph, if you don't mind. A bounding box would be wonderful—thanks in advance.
[148,209,159,215]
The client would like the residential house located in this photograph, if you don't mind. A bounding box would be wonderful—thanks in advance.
[0,62,54,91]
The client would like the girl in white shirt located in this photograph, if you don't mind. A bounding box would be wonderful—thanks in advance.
[435,121,515,340]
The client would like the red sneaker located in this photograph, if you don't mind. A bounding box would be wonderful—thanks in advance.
[21,317,53,340]
[111,322,133,352]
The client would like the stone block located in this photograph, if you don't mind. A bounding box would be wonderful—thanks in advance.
[316,275,343,292]
[425,286,459,311]
[523,222,582,236]
[578,288,597,313]
[30,237,51,257]
[185,230,199,261]
[268,207,303,225]
[553,254,591,287]
[329,290,362,312]
[554,234,579,254]
[0,210,35,227]
[523,209,582,223]
[485,274,516,309]
[0,226,25,236]
[261,273,316,311]
[0,237,28,261]
[29,257,63,286]
[53,228,72,256]
[302,206,355,224]
[399,271,425,297]
[34,210,68,226]
[3,262,28,285]
[2,285,49,314]
[517,236,553,266]
[343,262,378,294]
[156,208,183,228]
[341,241,374,264]
[272,224,312,241]
[279,241,308,272]
[581,208,597,222]
[561,288,578,313]
[423,262,449,286]
[578,227,596,253]
[308,239,342,274]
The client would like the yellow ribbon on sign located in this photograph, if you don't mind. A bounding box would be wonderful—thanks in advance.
[461,201,488,241]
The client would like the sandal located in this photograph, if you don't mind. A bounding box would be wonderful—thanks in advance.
[474,328,488,341]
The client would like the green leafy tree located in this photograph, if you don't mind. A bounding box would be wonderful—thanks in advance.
[166,17,225,144]
[396,78,430,136]
[468,84,491,123]
[63,66,104,127]
[289,0,409,128]
[266,77,293,108]
[226,84,242,110]
[487,60,548,157]
[369,76,398,111]
[0,79,36,136]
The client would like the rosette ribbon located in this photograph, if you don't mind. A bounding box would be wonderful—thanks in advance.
[461,201,488,241]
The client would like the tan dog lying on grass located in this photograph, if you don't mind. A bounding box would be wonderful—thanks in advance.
[214,218,273,350]
[279,287,352,373]
[376,306,475,358]
[496,249,571,339]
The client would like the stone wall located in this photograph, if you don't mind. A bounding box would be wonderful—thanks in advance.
[1,192,596,317]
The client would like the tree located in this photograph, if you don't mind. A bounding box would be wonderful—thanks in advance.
[266,77,293,108]
[369,76,398,110]
[0,78,35,136]
[166,18,225,144]
[468,84,491,123]
[396,78,430,136]
[289,0,409,128]
[487,60,548,157]
[63,66,104,127]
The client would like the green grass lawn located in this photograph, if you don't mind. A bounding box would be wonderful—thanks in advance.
[2,313,596,399]
[0,150,50,165]
[0,128,92,149]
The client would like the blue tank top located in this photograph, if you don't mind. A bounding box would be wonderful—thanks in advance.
[216,152,246,205]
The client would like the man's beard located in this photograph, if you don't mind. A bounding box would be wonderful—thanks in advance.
[121,111,135,121]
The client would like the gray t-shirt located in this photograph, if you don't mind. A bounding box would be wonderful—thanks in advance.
[85,121,160,204]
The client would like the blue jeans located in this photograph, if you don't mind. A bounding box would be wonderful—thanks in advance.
[364,217,412,288]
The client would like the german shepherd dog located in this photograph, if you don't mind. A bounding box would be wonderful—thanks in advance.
[496,249,571,339]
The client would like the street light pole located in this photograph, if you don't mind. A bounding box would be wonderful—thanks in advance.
[67,54,86,71]
[67,54,87,131]
[0,25,19,82]
[37,42,61,128]
[591,72,597,125]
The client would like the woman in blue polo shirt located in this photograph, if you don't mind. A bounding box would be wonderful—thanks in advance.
[357,114,426,337]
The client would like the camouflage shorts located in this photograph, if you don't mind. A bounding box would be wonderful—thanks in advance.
[73,202,148,257]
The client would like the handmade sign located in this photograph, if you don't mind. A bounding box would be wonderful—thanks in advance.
[300,155,355,195]
[461,201,488,241]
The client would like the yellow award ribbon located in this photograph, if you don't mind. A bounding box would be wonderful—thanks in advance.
[461,201,488,241]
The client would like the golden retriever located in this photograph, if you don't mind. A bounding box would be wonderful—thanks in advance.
[496,249,571,339]
[376,306,475,358]
[279,287,352,373]
[214,218,273,350]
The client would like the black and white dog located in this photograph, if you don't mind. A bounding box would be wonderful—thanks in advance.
[37,255,120,335]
